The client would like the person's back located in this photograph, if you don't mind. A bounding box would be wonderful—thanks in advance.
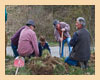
[70,28,91,61]
[18,20,39,57]
[54,21,71,41]
[59,22,70,38]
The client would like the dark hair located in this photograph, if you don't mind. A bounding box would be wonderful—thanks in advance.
[40,36,46,42]
[26,24,32,27]
[53,19,59,26]
[26,24,35,28]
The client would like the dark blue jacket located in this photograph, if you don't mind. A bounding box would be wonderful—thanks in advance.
[38,42,51,57]
[70,32,78,47]
[69,28,91,61]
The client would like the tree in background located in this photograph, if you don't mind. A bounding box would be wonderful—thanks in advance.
[5,5,95,48]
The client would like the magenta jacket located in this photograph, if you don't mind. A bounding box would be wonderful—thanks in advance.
[18,26,39,57]
[54,22,71,41]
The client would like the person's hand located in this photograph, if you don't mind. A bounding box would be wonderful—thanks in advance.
[61,28,65,32]
[60,38,63,42]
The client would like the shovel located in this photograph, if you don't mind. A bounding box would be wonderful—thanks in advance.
[60,31,63,57]
[14,56,25,75]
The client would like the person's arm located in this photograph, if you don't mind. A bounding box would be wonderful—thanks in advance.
[46,42,51,54]
[60,22,70,32]
[31,32,39,57]
[64,24,70,32]
[70,32,78,47]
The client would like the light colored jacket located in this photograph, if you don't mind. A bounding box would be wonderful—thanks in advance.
[18,26,39,57]
[54,22,71,41]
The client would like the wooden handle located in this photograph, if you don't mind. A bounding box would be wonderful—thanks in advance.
[15,67,19,75]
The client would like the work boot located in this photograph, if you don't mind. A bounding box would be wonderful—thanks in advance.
[79,61,85,69]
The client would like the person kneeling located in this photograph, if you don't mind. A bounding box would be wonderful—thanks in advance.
[65,17,91,69]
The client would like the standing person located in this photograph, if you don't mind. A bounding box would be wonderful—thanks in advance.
[65,17,91,69]
[18,20,39,57]
[53,19,72,57]
[11,25,25,58]
[38,36,51,57]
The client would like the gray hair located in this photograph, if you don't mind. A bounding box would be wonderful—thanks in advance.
[77,17,86,27]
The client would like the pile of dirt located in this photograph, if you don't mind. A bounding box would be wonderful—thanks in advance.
[26,50,68,75]
[25,50,95,75]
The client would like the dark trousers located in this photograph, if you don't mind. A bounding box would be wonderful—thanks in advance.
[11,43,19,58]
[28,52,35,58]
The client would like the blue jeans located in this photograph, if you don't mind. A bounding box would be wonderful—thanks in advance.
[65,56,78,66]
[11,43,19,58]
[59,37,72,57]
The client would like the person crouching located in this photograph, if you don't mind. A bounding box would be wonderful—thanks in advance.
[38,36,51,57]
[17,20,39,57]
